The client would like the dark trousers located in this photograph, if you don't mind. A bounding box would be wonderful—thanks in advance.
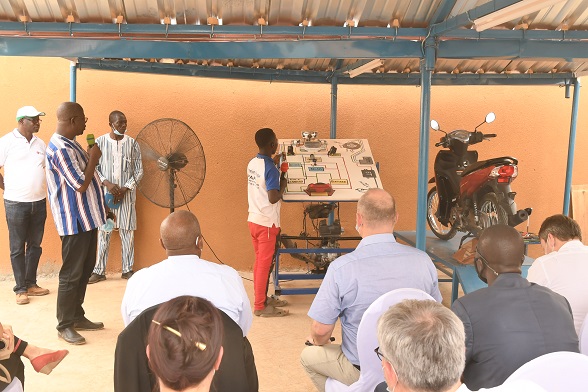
[57,228,98,331]
[4,199,47,294]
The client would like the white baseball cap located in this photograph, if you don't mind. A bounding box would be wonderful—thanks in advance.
[16,106,46,121]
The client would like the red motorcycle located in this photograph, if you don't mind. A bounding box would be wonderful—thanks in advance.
[427,113,531,240]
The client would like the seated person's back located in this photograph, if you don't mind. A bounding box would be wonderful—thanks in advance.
[120,210,252,337]
[451,225,579,390]
[527,214,588,335]
[115,296,258,392]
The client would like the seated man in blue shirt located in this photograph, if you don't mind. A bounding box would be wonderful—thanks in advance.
[300,188,442,391]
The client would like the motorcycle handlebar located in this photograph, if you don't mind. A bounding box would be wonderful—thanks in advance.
[484,133,497,138]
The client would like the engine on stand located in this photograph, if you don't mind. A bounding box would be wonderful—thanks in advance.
[280,203,346,272]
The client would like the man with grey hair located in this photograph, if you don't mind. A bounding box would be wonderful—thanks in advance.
[376,300,465,392]
[527,214,588,335]
[301,188,442,391]
[375,300,547,392]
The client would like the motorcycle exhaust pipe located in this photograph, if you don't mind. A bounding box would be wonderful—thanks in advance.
[509,208,530,227]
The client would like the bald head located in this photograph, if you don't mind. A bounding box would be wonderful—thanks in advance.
[357,189,397,228]
[160,211,202,254]
[56,102,83,122]
[478,225,524,273]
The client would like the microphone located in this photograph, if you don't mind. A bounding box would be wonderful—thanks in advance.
[280,162,289,173]
[86,133,95,148]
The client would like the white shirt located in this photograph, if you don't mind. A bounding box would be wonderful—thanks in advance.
[247,154,281,228]
[0,129,46,202]
[121,255,253,336]
[527,240,588,334]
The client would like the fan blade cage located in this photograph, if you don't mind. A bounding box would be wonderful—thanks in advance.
[136,118,206,209]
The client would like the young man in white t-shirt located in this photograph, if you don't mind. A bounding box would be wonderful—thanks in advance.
[247,128,288,317]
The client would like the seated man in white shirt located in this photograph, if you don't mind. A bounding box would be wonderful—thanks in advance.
[527,214,588,334]
[120,210,252,336]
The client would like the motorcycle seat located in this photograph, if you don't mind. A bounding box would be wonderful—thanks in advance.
[461,156,518,177]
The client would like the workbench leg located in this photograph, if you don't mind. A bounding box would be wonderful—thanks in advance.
[273,251,281,295]
[451,268,459,304]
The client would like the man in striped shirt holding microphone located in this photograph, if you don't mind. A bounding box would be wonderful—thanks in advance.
[45,102,106,345]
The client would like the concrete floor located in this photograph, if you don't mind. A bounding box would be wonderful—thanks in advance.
[1,270,455,392]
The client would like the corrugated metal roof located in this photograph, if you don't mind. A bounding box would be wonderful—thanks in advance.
[0,0,587,82]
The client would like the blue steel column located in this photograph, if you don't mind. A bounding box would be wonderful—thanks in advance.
[330,76,338,138]
[69,61,77,102]
[329,76,338,225]
[416,40,436,250]
[563,78,581,215]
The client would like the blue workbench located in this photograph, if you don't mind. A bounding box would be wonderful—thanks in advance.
[394,231,534,303]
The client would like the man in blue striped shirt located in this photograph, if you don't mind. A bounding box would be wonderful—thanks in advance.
[46,102,107,345]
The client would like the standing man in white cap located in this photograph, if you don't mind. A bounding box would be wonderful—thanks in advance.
[0,106,50,305]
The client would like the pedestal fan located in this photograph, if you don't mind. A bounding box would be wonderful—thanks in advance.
[134,118,206,212]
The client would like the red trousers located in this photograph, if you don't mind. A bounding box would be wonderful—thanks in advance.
[248,222,280,310]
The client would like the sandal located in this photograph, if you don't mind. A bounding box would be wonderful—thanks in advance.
[254,305,289,317]
[267,296,288,307]
[31,350,69,375]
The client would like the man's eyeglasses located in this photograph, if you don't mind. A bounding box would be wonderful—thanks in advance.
[474,249,499,276]
[374,346,389,362]
[23,117,41,124]
[72,116,88,124]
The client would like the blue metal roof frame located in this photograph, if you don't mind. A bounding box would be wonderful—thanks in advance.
[0,0,587,84]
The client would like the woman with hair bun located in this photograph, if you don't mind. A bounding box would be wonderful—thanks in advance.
[147,296,224,392]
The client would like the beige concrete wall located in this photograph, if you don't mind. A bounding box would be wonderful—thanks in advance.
[0,56,586,274]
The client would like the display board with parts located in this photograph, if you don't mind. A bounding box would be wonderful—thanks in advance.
[279,136,383,201]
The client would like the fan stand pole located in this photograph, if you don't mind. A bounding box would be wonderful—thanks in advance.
[170,168,175,214]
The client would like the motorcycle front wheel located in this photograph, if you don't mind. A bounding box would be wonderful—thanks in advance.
[479,192,509,229]
[427,187,457,240]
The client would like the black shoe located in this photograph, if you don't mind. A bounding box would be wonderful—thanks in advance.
[88,273,106,284]
[121,271,134,280]
[74,317,104,331]
[58,327,86,345]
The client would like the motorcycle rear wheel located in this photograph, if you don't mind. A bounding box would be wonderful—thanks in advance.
[479,192,509,229]
[427,187,457,240]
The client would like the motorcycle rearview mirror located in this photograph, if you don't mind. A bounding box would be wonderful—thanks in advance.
[430,120,440,131]
[474,112,496,132]
[485,112,496,124]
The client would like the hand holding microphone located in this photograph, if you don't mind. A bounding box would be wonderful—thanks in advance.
[86,133,102,164]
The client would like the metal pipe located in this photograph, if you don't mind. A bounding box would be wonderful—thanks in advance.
[563,78,581,215]
[69,61,77,102]
[329,76,338,226]
[330,76,338,138]
[416,40,436,250]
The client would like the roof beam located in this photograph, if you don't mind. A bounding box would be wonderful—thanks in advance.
[77,58,573,86]
[438,40,588,61]
[432,0,521,36]
[430,0,459,24]
[0,22,427,39]
[0,37,422,59]
[1,22,588,40]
